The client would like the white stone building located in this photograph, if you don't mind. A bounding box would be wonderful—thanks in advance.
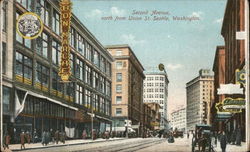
[170,107,186,132]
[143,70,169,129]
[186,69,214,132]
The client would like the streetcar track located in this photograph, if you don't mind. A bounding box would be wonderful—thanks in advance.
[73,138,165,152]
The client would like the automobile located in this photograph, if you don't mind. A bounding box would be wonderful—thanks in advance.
[191,124,213,152]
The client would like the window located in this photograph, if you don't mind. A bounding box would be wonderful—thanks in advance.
[93,50,100,67]
[116,108,122,116]
[2,43,6,74]
[37,0,50,26]
[36,33,48,58]
[85,65,92,85]
[52,71,64,97]
[35,62,49,91]
[106,101,110,115]
[106,81,111,97]
[15,52,32,85]
[65,82,75,102]
[100,56,106,72]
[76,58,83,80]
[116,96,122,104]
[86,43,93,61]
[16,0,31,11]
[100,97,105,113]
[70,27,75,48]
[116,84,122,93]
[3,86,11,113]
[116,61,122,69]
[85,90,91,108]
[52,10,60,35]
[100,76,105,93]
[70,53,74,75]
[116,73,122,82]
[76,33,85,54]
[2,1,7,31]
[52,40,61,65]
[116,50,122,56]
[106,62,111,77]
[92,71,98,89]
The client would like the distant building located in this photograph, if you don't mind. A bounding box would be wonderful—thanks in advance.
[186,69,214,131]
[143,69,169,129]
[170,107,186,132]
[106,44,145,136]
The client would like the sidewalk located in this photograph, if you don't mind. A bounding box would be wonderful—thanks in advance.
[2,137,125,152]
[213,141,246,152]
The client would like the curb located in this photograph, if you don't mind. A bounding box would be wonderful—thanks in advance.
[11,138,126,151]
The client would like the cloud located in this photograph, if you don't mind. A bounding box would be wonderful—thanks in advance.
[214,18,223,24]
[189,11,203,19]
[110,7,125,16]
[166,63,183,71]
[85,9,103,18]
[120,34,146,46]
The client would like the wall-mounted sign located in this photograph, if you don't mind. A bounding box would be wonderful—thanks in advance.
[216,98,245,113]
[16,12,43,39]
[235,68,245,86]
[59,0,72,82]
[217,84,243,95]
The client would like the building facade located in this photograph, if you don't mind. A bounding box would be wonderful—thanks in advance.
[2,0,113,142]
[186,69,214,131]
[219,0,246,141]
[106,44,145,137]
[211,46,225,132]
[170,107,186,132]
[143,71,169,129]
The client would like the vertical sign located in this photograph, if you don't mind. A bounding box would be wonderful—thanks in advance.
[59,0,72,82]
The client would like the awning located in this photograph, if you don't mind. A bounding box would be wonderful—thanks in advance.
[16,86,78,111]
[96,115,112,122]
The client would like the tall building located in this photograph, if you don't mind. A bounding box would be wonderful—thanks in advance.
[211,46,225,132]
[143,69,169,130]
[186,69,214,132]
[1,0,114,141]
[170,107,186,132]
[106,44,145,136]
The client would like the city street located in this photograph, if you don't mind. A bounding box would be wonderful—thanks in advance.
[8,137,191,152]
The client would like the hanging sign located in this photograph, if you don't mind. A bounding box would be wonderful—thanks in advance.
[16,12,43,39]
[59,0,72,82]
[235,68,246,86]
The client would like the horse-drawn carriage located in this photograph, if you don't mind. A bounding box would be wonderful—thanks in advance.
[192,124,213,152]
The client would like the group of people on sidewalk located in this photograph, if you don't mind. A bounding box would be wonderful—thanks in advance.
[3,130,31,150]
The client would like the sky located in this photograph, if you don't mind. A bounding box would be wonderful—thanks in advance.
[71,0,227,114]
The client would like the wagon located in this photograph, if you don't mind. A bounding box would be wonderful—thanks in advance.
[191,124,213,152]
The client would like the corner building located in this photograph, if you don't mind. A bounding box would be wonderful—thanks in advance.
[106,44,145,137]
[2,0,113,141]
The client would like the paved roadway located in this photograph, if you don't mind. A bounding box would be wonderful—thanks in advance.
[14,137,191,152]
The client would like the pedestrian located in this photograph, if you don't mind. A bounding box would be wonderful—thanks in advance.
[236,126,242,146]
[33,129,38,143]
[42,130,46,146]
[26,131,31,144]
[60,131,66,144]
[20,130,26,150]
[105,131,110,140]
[214,131,217,147]
[187,132,189,139]
[199,134,206,152]
[230,129,236,145]
[3,132,11,150]
[45,130,50,146]
[82,130,87,139]
[55,130,59,144]
[50,129,54,144]
[220,131,227,152]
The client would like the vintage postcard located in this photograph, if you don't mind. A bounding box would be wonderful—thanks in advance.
[0,0,249,152]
